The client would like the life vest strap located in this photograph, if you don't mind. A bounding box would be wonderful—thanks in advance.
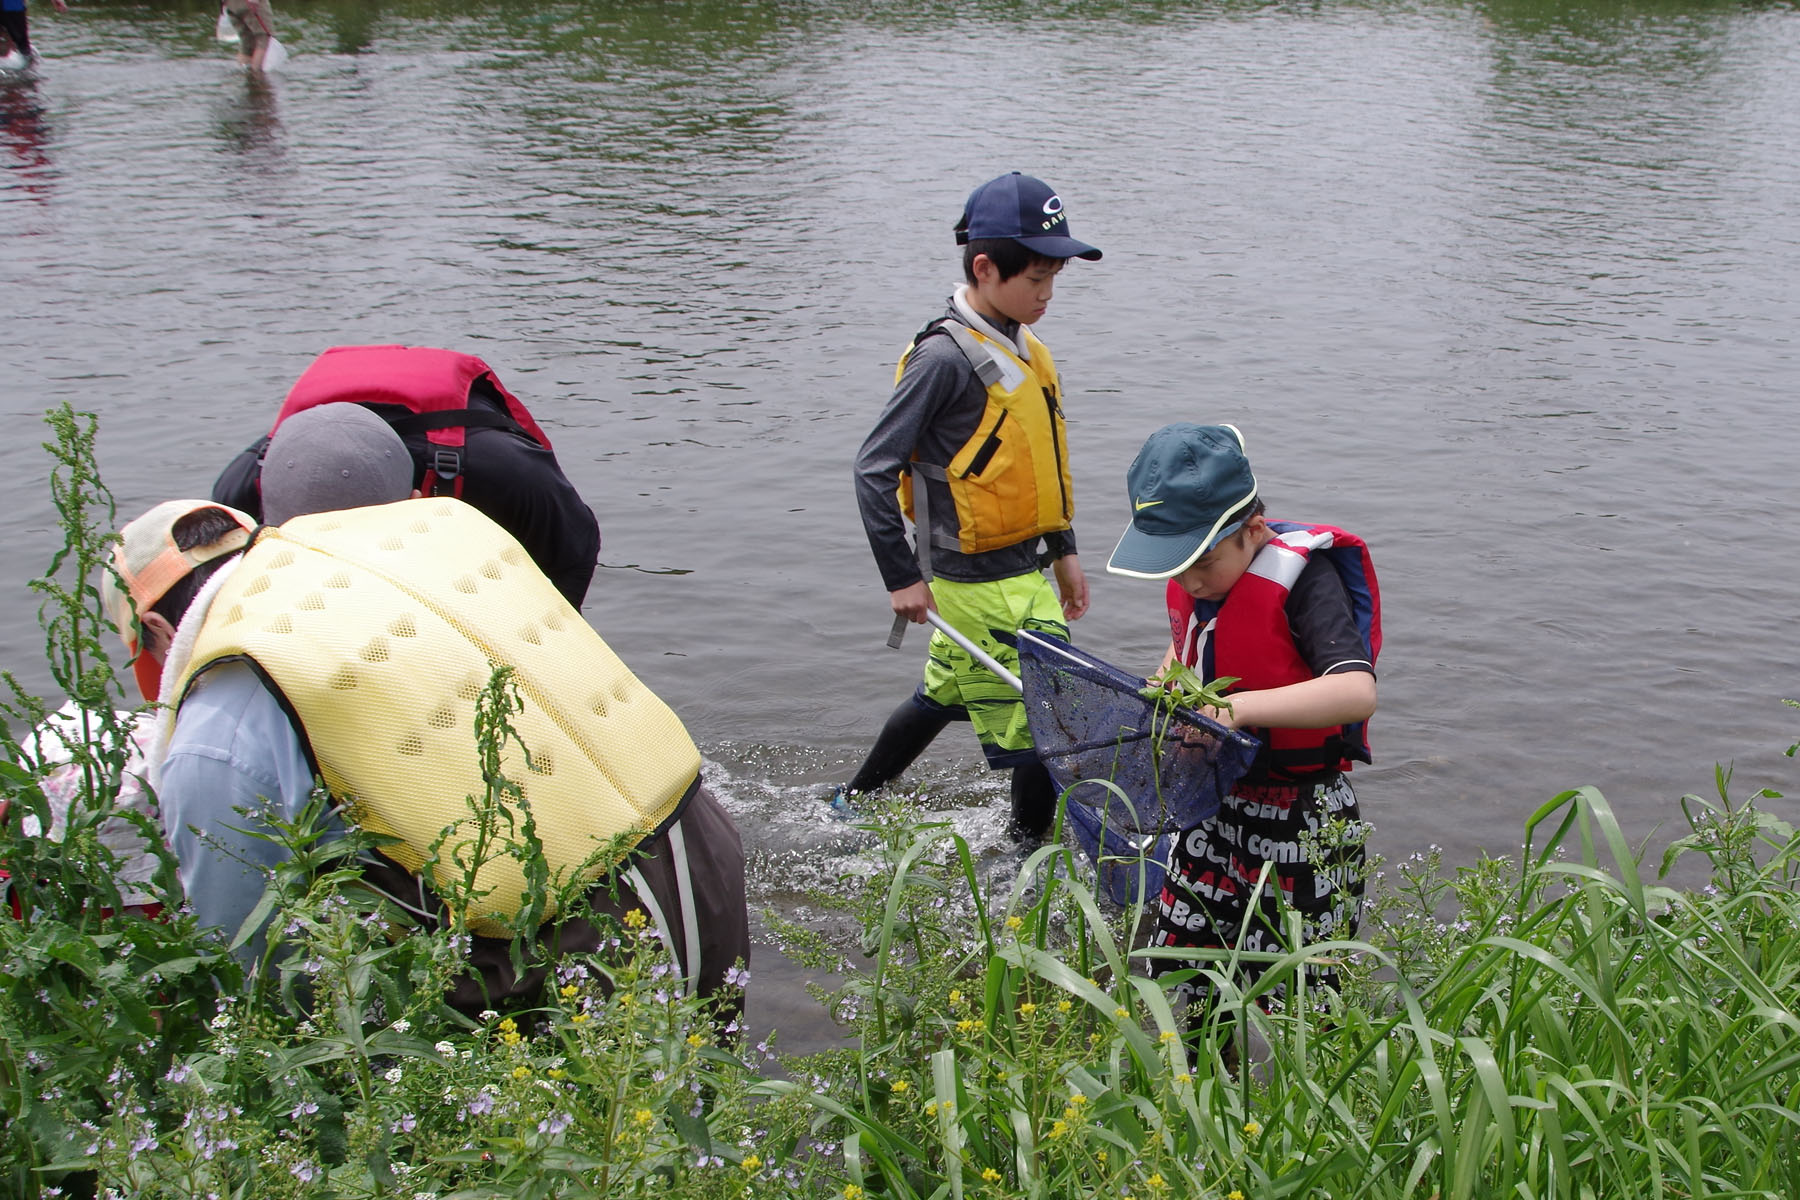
[940,322,1005,388]
[386,408,522,436]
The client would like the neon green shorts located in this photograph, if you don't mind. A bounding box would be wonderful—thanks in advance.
[918,573,1070,769]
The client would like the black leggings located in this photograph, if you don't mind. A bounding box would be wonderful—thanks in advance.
[1,11,31,57]
[847,697,1059,838]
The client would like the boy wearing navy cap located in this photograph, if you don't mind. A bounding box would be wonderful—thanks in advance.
[1107,423,1382,1024]
[844,172,1102,840]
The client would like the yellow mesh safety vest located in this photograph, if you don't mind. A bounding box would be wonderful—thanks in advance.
[896,322,1074,555]
[174,498,700,936]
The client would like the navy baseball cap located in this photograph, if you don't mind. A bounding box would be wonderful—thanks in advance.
[1106,423,1259,579]
[955,172,1102,261]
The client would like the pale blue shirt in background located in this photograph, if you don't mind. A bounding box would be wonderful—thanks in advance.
[157,661,339,958]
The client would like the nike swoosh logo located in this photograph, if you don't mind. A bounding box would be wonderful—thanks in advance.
[1134,499,1164,511]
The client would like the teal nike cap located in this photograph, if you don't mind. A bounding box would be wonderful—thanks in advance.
[1106,423,1258,579]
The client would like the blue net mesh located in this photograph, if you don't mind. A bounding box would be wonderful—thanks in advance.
[1063,801,1173,907]
[1016,630,1260,836]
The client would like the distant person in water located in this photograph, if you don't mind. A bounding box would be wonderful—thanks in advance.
[0,0,68,64]
[221,0,274,70]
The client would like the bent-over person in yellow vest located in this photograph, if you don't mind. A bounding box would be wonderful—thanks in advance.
[108,407,749,1016]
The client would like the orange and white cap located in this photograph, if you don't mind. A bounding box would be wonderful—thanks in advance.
[104,500,256,698]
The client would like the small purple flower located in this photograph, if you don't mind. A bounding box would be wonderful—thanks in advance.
[537,1112,572,1136]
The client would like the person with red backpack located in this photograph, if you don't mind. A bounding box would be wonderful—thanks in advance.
[213,345,600,608]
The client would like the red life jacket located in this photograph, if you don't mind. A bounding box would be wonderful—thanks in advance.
[1166,521,1381,780]
[274,345,554,498]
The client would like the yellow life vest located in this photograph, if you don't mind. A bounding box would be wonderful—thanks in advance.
[173,498,701,936]
[896,321,1074,555]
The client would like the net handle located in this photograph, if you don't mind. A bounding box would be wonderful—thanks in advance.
[925,611,1024,693]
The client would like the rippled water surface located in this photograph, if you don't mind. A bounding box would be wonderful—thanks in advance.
[5,0,1799,1043]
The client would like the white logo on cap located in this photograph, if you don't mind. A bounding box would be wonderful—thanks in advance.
[1042,196,1064,216]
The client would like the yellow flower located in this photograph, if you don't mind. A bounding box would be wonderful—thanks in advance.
[1159,1030,1178,1044]
[890,1080,910,1094]
[957,1019,979,1034]
[1005,915,1023,931]
[981,1168,1002,1183]
[501,1031,522,1047]
[512,1065,531,1080]
[1228,1192,1245,1200]
[559,984,579,999]
[741,1154,762,1172]
[1175,1072,1193,1085]
[925,1101,939,1118]
[948,989,963,1005]
[1048,1119,1069,1139]
[844,1186,865,1200]
[1057,1000,1072,1014]
[686,1032,707,1048]
[1019,1002,1037,1016]
[1243,1121,1262,1137]
[633,1108,654,1126]
[499,1017,517,1033]
[548,1068,566,1080]
[571,1012,590,1025]
[623,909,648,931]
[1146,1173,1167,1190]
[1068,1093,1087,1107]
[1114,1006,1130,1019]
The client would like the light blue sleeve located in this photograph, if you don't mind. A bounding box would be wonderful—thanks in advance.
[157,662,326,961]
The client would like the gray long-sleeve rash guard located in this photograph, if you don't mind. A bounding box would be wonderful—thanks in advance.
[851,297,1076,593]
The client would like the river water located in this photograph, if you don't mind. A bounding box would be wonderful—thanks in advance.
[5,0,1798,1048]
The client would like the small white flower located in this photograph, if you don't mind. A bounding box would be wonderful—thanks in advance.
[391,1018,412,1034]
[435,1041,456,1057]
[384,1067,404,1084]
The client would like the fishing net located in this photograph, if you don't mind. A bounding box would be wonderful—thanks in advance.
[1016,631,1258,905]
[1017,628,1259,826]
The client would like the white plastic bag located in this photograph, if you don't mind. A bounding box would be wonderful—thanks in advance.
[215,8,237,42]
[261,36,289,71]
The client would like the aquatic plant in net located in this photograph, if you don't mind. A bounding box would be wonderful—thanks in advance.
[1017,631,1258,836]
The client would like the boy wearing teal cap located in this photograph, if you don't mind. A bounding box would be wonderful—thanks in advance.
[1107,422,1382,1024]
[844,172,1102,840]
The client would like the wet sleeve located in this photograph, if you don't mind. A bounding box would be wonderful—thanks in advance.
[1285,556,1376,679]
[210,435,272,521]
[851,341,973,593]
[456,426,601,610]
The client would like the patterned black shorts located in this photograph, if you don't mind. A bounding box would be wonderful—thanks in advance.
[1147,774,1365,1015]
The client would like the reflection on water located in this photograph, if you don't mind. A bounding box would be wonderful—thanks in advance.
[0,75,52,203]
[3,0,1798,925]
[211,71,283,157]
